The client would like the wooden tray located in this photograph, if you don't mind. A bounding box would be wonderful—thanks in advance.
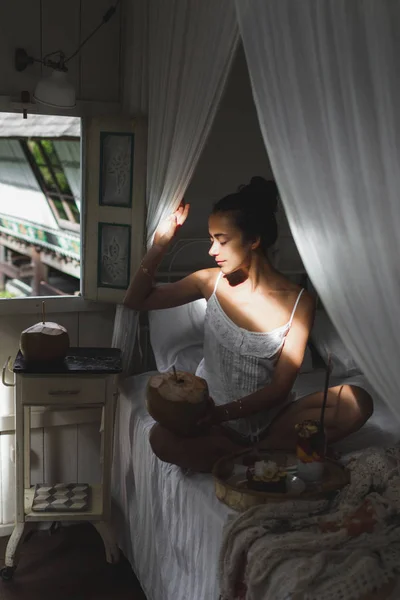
[212,450,350,512]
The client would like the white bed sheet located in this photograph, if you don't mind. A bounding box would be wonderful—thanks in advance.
[111,371,400,600]
[112,372,233,600]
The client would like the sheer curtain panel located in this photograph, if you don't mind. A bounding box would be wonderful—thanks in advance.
[236,0,400,420]
[113,0,239,375]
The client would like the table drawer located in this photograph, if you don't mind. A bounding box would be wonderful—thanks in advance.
[20,376,106,406]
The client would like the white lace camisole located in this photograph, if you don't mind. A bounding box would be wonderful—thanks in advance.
[196,271,304,441]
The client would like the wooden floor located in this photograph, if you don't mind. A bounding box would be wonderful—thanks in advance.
[0,523,147,600]
[2,524,395,600]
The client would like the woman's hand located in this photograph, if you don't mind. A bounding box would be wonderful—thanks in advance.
[196,397,222,431]
[153,201,190,248]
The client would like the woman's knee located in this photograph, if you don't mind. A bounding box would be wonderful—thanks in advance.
[149,423,176,462]
[349,385,374,424]
[149,423,238,472]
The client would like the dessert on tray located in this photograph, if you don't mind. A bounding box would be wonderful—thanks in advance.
[246,460,287,493]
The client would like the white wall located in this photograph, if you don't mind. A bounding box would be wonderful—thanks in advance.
[0,0,122,110]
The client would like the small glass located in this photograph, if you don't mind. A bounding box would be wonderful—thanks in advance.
[295,420,326,482]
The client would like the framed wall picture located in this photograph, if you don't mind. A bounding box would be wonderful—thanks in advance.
[97,222,131,289]
[99,132,134,207]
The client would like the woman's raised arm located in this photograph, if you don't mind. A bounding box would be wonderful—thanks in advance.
[123,202,213,311]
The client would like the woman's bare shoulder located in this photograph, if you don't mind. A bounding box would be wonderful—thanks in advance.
[287,284,315,310]
[298,287,316,313]
[288,287,316,327]
[269,278,316,319]
[192,268,221,298]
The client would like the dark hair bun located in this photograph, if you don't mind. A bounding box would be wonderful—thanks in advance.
[239,176,279,214]
[212,176,280,255]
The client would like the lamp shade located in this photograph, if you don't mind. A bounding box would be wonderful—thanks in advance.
[33,70,76,109]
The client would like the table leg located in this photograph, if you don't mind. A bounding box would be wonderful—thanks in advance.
[15,378,25,522]
[1,521,35,579]
[92,521,120,564]
[24,406,31,490]
[101,379,114,520]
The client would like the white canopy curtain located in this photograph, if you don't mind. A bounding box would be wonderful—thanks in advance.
[235,0,400,421]
[113,0,239,375]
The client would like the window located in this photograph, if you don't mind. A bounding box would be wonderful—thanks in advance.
[0,113,81,299]
[0,112,147,307]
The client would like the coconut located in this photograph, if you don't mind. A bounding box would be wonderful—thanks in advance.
[20,321,70,363]
[146,370,209,436]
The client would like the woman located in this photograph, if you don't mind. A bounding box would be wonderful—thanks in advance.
[124,177,373,472]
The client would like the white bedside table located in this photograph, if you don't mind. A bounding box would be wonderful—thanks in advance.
[1,347,122,581]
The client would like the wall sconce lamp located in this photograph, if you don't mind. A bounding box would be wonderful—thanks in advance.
[14,0,120,110]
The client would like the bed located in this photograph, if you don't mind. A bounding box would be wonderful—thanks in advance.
[111,240,400,600]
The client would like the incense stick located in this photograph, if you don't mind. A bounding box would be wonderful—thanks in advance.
[320,352,332,431]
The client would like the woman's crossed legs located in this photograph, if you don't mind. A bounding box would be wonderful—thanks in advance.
[260,384,373,450]
[149,385,373,473]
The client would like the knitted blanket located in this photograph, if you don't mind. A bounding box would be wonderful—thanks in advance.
[219,447,400,600]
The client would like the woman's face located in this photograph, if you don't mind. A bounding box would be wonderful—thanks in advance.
[208,212,254,275]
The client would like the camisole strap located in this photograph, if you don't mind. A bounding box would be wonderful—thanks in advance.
[288,288,305,327]
[212,270,223,296]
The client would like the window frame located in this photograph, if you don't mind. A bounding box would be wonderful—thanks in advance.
[0,295,111,315]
